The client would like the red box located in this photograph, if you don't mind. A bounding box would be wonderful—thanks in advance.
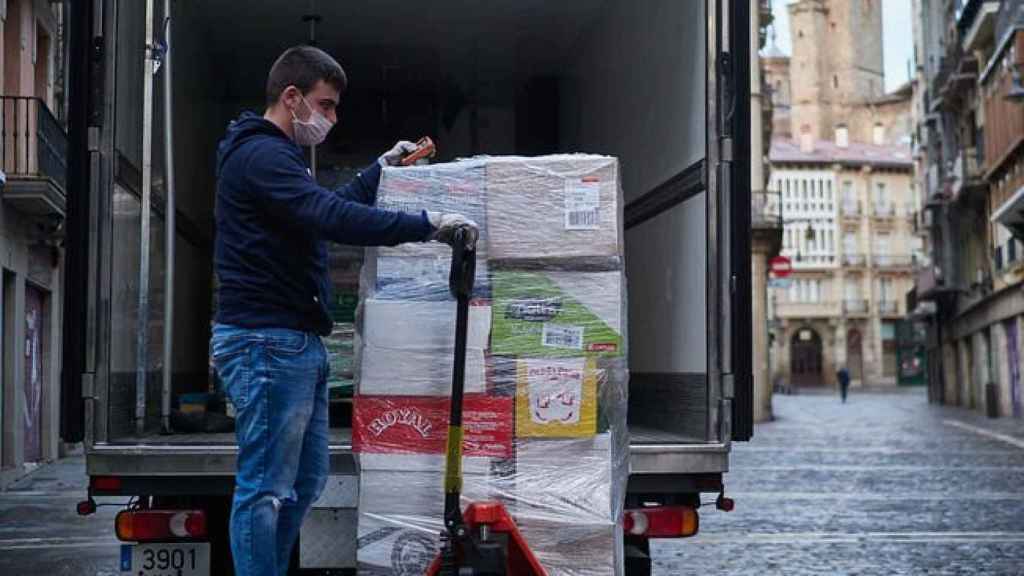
[353,394,513,458]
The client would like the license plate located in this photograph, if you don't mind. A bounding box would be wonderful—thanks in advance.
[120,542,210,576]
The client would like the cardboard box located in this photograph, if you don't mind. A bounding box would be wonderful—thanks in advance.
[515,357,598,438]
[357,466,619,576]
[485,155,621,262]
[353,394,513,458]
[491,271,623,358]
[371,254,491,301]
[512,433,622,523]
[359,345,487,396]
[377,160,488,260]
[361,299,492,351]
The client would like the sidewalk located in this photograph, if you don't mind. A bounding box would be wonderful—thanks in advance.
[0,445,88,493]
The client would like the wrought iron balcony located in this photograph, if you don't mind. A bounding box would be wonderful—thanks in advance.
[843,252,866,267]
[874,254,913,269]
[0,96,67,217]
[872,202,895,218]
[841,200,862,219]
[878,300,899,316]
[842,298,869,316]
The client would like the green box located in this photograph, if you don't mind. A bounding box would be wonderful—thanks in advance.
[491,271,623,358]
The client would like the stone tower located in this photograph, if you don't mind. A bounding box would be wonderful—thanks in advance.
[787,0,884,142]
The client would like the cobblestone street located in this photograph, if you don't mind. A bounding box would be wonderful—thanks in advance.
[657,387,1024,575]
[1,388,1022,574]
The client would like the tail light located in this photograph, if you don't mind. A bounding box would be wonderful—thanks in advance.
[115,510,207,542]
[91,476,122,492]
[623,506,699,538]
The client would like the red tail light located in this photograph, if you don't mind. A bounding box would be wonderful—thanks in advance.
[115,510,207,542]
[92,476,122,492]
[623,506,699,538]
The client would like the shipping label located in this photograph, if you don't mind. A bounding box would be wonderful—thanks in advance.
[564,180,601,230]
[542,323,584,350]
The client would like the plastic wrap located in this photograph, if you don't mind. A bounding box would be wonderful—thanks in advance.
[354,155,628,576]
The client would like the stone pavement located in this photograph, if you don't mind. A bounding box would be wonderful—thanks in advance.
[1,388,1022,575]
[656,387,1024,575]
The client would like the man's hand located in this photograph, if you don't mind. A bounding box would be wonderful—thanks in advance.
[427,211,479,249]
[378,140,419,167]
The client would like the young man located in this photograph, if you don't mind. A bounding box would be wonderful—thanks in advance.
[211,45,473,576]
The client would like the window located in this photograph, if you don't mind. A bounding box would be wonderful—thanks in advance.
[842,181,855,203]
[828,230,835,252]
[827,180,833,201]
[875,182,888,205]
[874,232,890,256]
[879,277,894,301]
[844,232,857,255]
[845,278,859,300]
[811,280,820,302]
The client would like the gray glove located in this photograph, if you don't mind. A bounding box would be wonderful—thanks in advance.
[427,211,479,249]
[378,140,419,167]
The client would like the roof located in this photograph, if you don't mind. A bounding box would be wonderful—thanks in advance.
[769,138,913,169]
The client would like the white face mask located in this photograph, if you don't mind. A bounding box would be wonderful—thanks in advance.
[291,95,333,146]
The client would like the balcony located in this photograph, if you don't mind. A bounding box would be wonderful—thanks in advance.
[950,148,985,199]
[841,200,862,220]
[873,254,913,269]
[872,202,895,219]
[878,300,900,317]
[775,300,841,319]
[958,1,1000,52]
[752,189,782,230]
[842,252,866,267]
[842,298,869,317]
[0,96,67,217]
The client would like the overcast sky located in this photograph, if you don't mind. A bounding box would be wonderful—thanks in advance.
[768,0,915,93]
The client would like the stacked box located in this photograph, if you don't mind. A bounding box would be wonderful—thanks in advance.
[354,155,628,576]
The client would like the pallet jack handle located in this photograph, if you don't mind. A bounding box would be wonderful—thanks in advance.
[430,227,547,576]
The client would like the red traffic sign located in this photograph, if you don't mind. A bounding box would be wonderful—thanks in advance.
[769,256,793,278]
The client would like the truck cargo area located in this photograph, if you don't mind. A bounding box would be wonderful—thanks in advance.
[88,0,726,477]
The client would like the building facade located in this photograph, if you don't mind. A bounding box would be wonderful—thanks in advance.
[912,0,1024,419]
[765,0,922,389]
[0,0,68,486]
[769,135,919,388]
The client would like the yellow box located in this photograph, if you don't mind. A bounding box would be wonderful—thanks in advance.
[515,358,597,438]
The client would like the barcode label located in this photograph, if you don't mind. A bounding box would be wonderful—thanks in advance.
[564,181,600,230]
[542,324,584,350]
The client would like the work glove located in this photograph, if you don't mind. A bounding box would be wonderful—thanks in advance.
[378,140,419,167]
[427,211,479,249]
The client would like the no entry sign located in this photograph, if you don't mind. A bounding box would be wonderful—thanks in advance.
[769,256,793,278]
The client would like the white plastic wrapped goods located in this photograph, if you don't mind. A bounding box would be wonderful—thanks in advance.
[355,154,629,576]
[486,155,621,263]
[361,299,491,351]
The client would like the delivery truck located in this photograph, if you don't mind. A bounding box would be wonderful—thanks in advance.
[61,0,755,574]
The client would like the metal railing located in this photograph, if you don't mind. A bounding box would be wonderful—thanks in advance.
[842,200,861,218]
[878,300,899,315]
[0,96,67,192]
[872,202,895,218]
[842,298,869,315]
[843,252,866,266]
[874,254,914,269]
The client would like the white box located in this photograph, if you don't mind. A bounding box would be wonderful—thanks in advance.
[359,345,487,396]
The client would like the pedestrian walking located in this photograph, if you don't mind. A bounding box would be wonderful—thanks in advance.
[837,366,851,403]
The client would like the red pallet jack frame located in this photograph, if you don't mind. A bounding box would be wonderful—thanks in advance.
[427,226,547,576]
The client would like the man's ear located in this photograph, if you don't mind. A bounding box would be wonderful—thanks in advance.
[280,85,301,111]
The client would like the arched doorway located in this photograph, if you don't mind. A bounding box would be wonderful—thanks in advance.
[847,328,864,386]
[790,327,823,387]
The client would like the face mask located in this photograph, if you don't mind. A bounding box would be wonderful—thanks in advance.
[291,95,333,146]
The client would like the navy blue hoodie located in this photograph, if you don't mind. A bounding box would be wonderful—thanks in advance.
[214,112,433,335]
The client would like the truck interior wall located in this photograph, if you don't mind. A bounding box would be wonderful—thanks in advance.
[102,0,713,441]
[558,0,709,440]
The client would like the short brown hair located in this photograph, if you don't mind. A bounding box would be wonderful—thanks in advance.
[265,46,347,105]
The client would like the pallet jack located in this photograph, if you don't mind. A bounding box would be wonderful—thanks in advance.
[427,226,547,576]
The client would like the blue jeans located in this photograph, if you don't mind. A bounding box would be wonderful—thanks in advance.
[211,323,329,576]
